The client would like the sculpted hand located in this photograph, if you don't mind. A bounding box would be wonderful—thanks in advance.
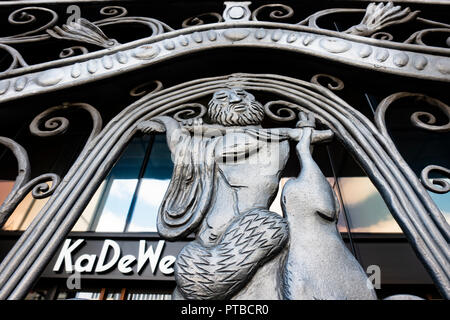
[180,117,203,128]
[137,119,166,134]
[289,112,333,144]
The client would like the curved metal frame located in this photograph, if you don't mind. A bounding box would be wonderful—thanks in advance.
[0,20,449,104]
[0,73,448,299]
[0,2,448,300]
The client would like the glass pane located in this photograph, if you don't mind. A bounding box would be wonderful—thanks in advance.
[93,136,150,232]
[71,181,106,232]
[127,134,173,232]
[427,180,450,224]
[1,180,51,231]
[73,291,101,300]
[338,177,402,233]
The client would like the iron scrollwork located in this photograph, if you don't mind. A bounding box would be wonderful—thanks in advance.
[0,74,448,300]
[129,80,163,97]
[0,101,102,227]
[375,92,450,195]
[0,5,173,75]
[137,87,374,300]
[29,102,103,147]
[0,137,60,228]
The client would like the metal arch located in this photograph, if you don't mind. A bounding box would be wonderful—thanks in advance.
[0,73,448,299]
[0,21,449,104]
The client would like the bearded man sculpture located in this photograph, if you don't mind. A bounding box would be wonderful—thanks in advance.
[138,88,377,300]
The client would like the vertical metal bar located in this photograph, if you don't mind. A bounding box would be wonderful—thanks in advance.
[364,93,377,115]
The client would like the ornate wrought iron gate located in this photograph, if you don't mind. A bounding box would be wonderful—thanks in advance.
[0,1,448,299]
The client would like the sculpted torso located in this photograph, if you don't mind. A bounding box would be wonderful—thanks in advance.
[197,130,290,247]
[138,87,377,300]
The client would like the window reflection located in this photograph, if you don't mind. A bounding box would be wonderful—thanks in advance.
[4,133,446,236]
[127,135,173,232]
[338,177,402,233]
[83,135,150,232]
[94,179,138,232]
[428,180,450,224]
[1,180,51,231]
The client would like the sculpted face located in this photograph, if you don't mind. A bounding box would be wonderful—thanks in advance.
[207,88,264,126]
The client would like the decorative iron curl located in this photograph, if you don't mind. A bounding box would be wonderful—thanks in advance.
[163,103,207,121]
[99,6,128,18]
[421,165,450,194]
[264,100,297,122]
[0,44,29,75]
[182,13,223,28]
[29,174,60,199]
[129,80,163,97]
[376,92,450,136]
[4,7,58,40]
[371,32,394,41]
[409,97,450,133]
[251,4,294,22]
[29,102,102,147]
[59,46,89,59]
[310,74,344,91]
[405,28,450,47]
[0,138,60,227]
[375,92,450,194]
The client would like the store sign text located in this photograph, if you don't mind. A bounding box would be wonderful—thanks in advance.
[52,239,176,275]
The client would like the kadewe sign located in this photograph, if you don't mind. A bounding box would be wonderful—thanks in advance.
[42,236,188,280]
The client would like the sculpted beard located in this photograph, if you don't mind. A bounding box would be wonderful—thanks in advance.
[207,99,265,126]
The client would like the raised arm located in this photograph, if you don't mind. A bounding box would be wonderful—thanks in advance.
[137,116,182,154]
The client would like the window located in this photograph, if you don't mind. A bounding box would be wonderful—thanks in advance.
[72,134,173,233]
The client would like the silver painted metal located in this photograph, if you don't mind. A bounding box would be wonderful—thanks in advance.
[224,2,251,22]
[29,102,103,147]
[0,73,448,300]
[0,137,60,228]
[421,165,450,194]
[1,23,449,104]
[143,89,374,299]
[375,92,450,238]
[47,18,119,48]
[182,13,223,28]
[0,5,172,76]
[0,101,102,228]
[0,1,449,300]
[343,2,420,37]
[129,80,163,97]
[251,3,294,22]
[1,1,449,84]
[310,73,345,91]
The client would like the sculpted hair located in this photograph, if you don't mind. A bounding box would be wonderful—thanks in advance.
[207,98,265,126]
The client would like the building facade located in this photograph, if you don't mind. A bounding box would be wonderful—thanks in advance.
[0,0,449,300]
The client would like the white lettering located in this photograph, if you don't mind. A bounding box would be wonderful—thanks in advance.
[118,255,136,274]
[53,239,84,272]
[52,239,175,276]
[159,255,176,275]
[95,239,121,272]
[74,254,96,273]
[137,240,165,274]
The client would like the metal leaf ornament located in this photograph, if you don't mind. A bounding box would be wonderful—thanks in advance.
[345,2,419,37]
[47,18,118,48]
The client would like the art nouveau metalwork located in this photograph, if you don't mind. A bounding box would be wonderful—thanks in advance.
[137,89,375,299]
[0,1,448,300]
